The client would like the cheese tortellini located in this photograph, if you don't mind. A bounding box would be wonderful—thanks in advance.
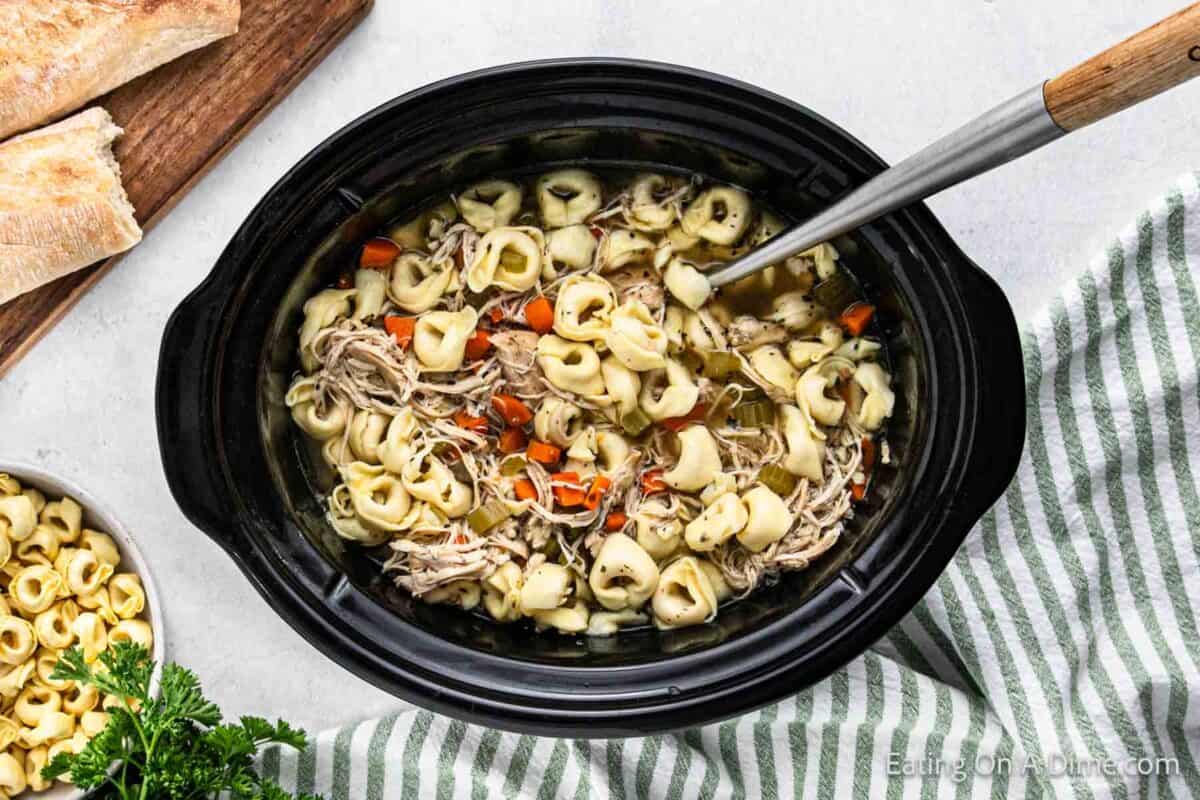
[457,179,522,231]
[467,227,547,293]
[651,557,720,629]
[389,253,457,313]
[536,169,602,227]
[605,301,667,371]
[413,307,478,372]
[0,475,155,781]
[588,534,659,611]
[639,359,699,421]
[553,274,616,342]
[290,170,894,637]
[536,336,606,397]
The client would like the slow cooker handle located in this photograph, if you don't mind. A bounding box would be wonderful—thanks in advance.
[955,265,1028,520]
[156,288,246,559]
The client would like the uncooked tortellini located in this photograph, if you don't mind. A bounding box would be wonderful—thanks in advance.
[73,612,107,663]
[467,227,547,293]
[681,186,751,245]
[40,497,81,544]
[109,573,146,620]
[605,300,667,371]
[457,179,522,231]
[536,336,606,397]
[537,169,602,227]
[413,307,478,372]
[10,566,64,616]
[0,495,35,543]
[588,533,660,611]
[652,557,719,629]
[0,618,35,665]
[553,274,617,342]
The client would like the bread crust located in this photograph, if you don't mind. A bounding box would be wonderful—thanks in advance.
[0,0,240,140]
[0,107,142,306]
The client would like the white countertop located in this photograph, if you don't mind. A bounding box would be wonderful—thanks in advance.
[2,0,1198,734]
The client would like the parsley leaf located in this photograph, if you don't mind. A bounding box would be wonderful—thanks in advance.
[47,642,318,800]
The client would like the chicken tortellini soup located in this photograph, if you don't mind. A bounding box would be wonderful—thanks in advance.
[0,474,153,795]
[289,170,895,636]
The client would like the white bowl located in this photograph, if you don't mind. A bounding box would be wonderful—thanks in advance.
[0,462,165,799]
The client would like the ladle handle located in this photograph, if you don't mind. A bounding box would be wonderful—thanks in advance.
[705,3,1200,290]
[1045,2,1200,131]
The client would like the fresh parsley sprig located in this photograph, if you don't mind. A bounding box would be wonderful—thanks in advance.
[44,643,319,800]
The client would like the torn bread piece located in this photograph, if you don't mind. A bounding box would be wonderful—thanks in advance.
[0,0,241,140]
[0,107,142,306]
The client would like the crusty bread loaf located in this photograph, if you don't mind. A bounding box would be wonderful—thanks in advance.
[0,107,142,306]
[0,0,241,140]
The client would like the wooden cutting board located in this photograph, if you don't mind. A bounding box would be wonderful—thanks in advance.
[0,0,373,378]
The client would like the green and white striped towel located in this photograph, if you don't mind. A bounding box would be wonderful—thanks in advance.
[261,174,1200,799]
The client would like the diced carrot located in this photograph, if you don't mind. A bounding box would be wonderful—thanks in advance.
[660,403,708,433]
[492,394,533,426]
[860,437,877,472]
[851,482,867,502]
[589,225,604,240]
[641,469,667,495]
[360,237,401,269]
[583,476,612,511]
[453,411,488,435]
[604,512,628,532]
[838,302,876,336]
[523,295,555,334]
[551,472,586,507]
[498,426,527,454]
[384,316,416,349]
[489,307,504,324]
[454,532,469,545]
[514,479,538,501]
[465,329,492,360]
[527,439,562,464]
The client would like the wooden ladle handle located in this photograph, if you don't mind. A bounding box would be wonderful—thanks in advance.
[1045,2,1200,131]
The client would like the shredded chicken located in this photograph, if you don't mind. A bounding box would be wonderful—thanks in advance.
[292,170,892,631]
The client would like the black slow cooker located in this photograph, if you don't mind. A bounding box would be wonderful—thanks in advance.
[156,59,1024,736]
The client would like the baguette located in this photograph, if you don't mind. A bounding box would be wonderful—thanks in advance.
[0,0,241,140]
[0,107,142,306]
